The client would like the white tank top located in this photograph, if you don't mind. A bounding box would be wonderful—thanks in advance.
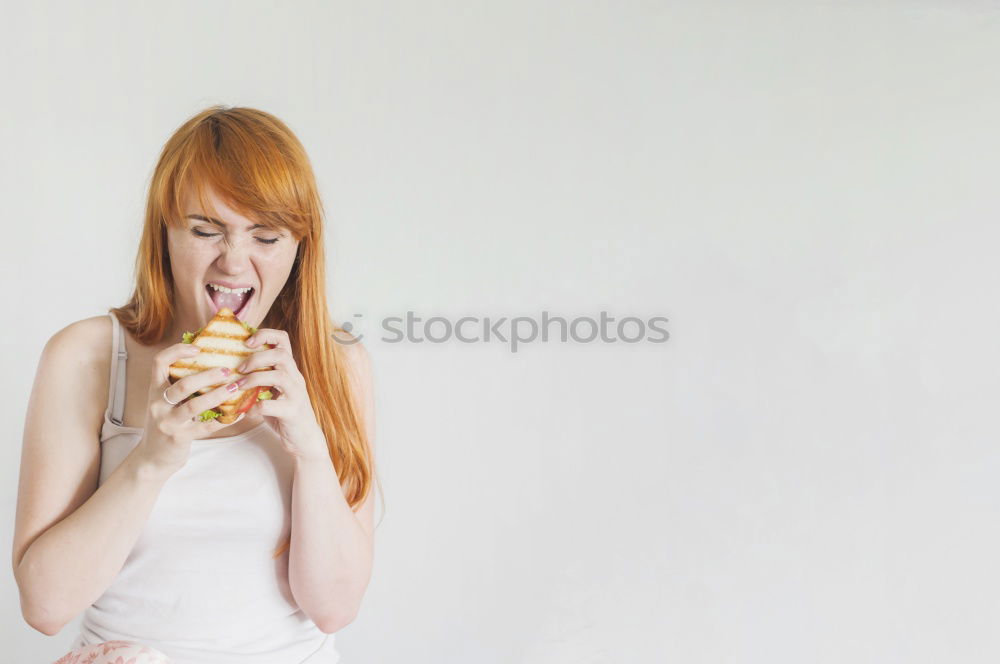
[71,312,341,663]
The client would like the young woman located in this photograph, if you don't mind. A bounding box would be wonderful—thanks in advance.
[14,106,381,664]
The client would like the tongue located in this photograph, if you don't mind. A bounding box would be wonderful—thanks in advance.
[209,288,250,314]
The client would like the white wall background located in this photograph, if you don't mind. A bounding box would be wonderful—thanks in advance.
[2,1,997,662]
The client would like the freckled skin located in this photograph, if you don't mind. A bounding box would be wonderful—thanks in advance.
[164,186,300,345]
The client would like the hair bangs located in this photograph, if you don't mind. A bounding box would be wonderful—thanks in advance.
[161,112,313,241]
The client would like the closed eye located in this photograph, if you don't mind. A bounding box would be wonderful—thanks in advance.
[192,229,279,245]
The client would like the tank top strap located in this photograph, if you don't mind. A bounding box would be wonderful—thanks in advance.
[106,312,128,426]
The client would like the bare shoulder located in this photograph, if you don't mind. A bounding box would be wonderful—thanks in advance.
[48,314,112,357]
[35,314,113,430]
[46,314,113,383]
[42,313,109,362]
[332,327,372,376]
[342,338,371,375]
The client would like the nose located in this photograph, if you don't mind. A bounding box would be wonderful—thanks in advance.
[214,235,253,273]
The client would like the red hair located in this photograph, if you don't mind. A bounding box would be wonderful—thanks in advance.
[111,105,380,558]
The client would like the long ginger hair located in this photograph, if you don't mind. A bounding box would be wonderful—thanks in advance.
[111,105,381,559]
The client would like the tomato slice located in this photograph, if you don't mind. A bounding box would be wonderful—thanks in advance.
[235,386,263,415]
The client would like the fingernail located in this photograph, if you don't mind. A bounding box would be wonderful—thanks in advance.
[226,382,239,393]
[246,337,256,347]
[236,377,248,388]
[220,367,231,376]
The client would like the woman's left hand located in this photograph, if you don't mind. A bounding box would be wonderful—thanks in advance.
[235,328,329,463]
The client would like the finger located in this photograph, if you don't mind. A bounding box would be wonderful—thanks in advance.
[154,343,203,388]
[236,348,289,374]
[233,367,282,395]
[175,380,244,422]
[245,328,290,351]
[256,395,292,417]
[164,366,234,406]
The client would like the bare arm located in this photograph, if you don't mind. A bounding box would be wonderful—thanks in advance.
[12,318,175,635]
[287,340,377,632]
[13,319,230,635]
[15,449,173,635]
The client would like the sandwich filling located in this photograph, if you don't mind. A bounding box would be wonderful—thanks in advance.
[206,284,254,316]
[198,390,273,421]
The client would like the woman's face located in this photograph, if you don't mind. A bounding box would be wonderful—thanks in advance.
[165,186,300,338]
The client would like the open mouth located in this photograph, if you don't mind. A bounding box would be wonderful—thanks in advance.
[205,284,255,318]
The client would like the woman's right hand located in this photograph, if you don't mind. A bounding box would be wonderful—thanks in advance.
[134,343,237,475]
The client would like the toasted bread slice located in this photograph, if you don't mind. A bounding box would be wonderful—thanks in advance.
[168,307,272,424]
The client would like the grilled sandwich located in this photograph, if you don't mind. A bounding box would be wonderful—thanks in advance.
[168,307,274,424]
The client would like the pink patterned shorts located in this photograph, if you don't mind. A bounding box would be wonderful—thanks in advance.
[52,640,172,664]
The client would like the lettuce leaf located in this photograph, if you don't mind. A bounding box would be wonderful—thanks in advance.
[258,390,273,400]
[199,409,221,421]
[182,327,204,344]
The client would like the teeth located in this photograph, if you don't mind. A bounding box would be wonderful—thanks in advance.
[208,283,253,294]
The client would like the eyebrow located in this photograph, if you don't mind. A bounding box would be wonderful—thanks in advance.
[185,214,271,231]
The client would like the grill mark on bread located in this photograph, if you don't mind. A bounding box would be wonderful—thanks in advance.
[188,348,255,357]
[170,363,269,373]
[196,333,253,341]
[166,307,271,422]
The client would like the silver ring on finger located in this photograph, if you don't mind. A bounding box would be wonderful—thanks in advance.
[163,388,180,406]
